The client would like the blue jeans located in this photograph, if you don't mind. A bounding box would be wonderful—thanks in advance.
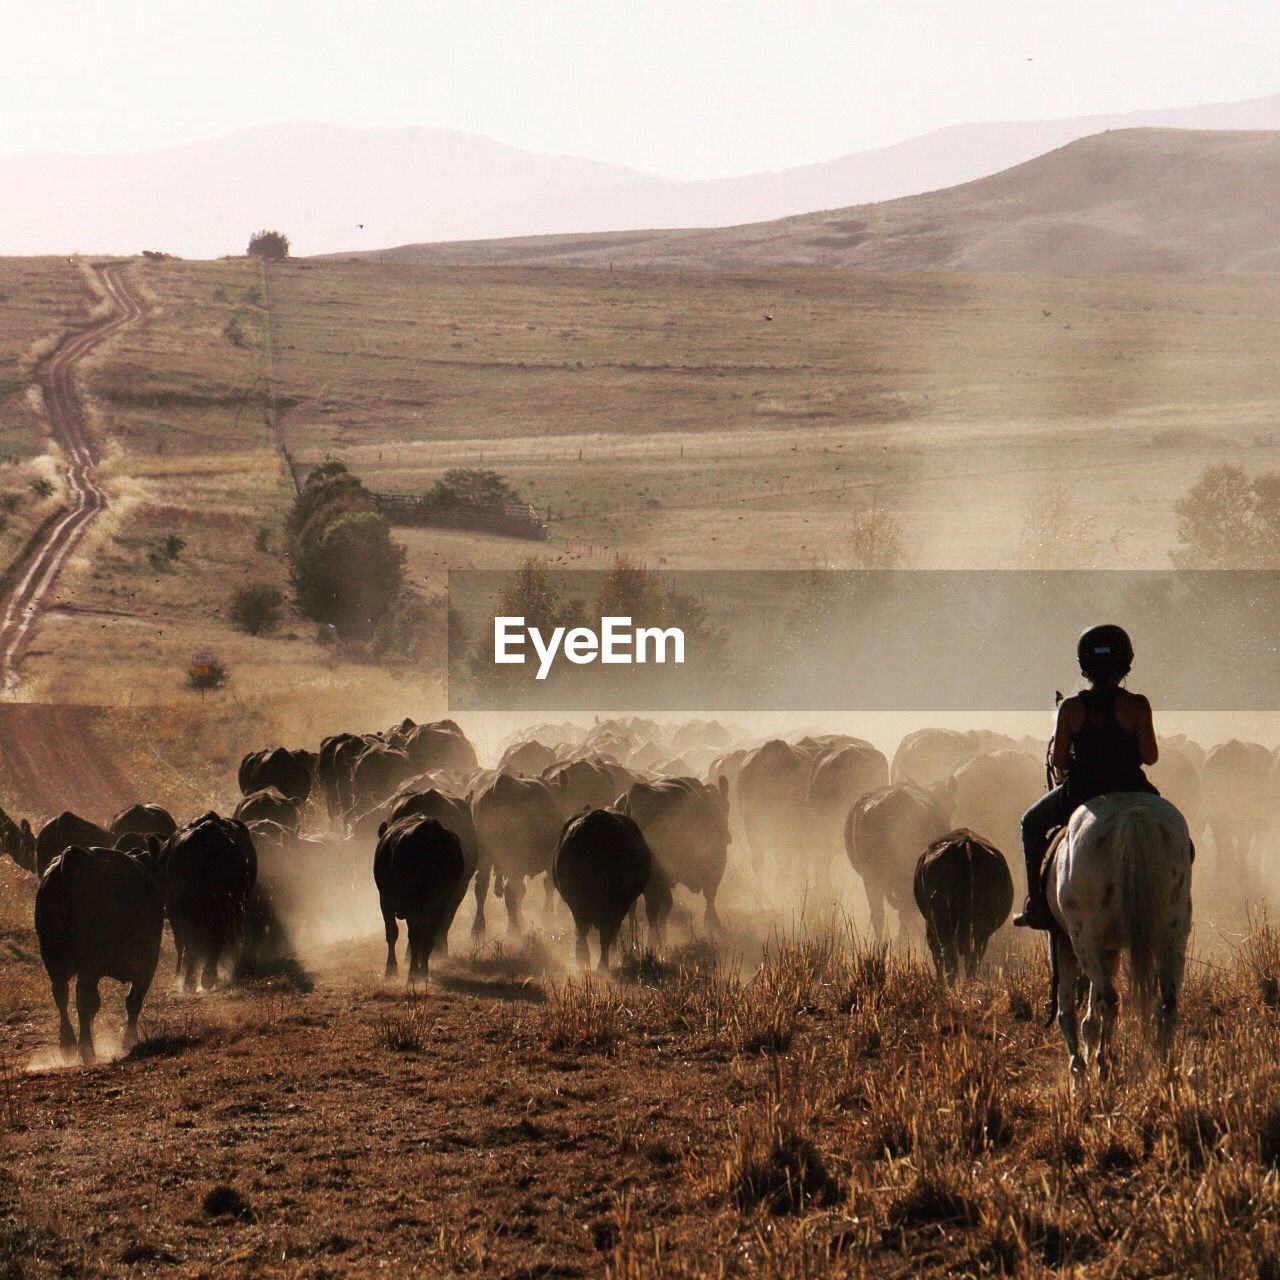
[1020,785,1072,894]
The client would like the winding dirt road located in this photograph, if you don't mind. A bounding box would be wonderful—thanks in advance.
[0,263,142,820]
[0,262,140,689]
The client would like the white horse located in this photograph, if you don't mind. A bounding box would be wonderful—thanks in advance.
[1048,793,1192,1076]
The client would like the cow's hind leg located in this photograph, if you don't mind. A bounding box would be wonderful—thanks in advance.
[381,900,399,978]
[49,971,75,1058]
[200,932,222,993]
[123,982,146,1053]
[504,875,526,937]
[703,886,724,934]
[406,921,429,985]
[598,917,622,973]
[74,975,101,1066]
[472,861,491,939]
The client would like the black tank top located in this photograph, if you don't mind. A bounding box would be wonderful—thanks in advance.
[1066,687,1152,802]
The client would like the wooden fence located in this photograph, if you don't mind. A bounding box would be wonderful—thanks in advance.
[371,494,550,541]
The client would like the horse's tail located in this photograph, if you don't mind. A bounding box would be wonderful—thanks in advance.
[1112,803,1167,1015]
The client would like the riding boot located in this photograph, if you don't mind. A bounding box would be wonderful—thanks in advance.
[1012,855,1053,930]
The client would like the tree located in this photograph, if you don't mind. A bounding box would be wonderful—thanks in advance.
[424,468,519,511]
[593,557,663,621]
[1016,482,1122,569]
[370,590,464,670]
[290,511,404,636]
[1173,462,1280,568]
[247,230,290,261]
[230,584,284,635]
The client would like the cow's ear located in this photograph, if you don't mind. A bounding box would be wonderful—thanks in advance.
[377,821,387,839]
[19,819,30,835]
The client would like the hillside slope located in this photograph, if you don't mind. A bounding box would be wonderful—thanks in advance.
[2,93,1279,257]
[359,130,1280,274]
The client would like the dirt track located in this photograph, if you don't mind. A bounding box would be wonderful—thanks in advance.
[0,262,141,690]
[0,265,142,821]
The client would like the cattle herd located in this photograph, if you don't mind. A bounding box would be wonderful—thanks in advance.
[2,715,1277,1066]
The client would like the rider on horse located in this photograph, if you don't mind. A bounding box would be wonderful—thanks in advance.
[1013,624,1159,930]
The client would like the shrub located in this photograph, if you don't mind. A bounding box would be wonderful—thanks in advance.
[254,525,272,552]
[29,477,53,499]
[423,467,520,512]
[247,230,289,261]
[147,533,185,571]
[229,584,284,636]
[223,316,248,348]
[290,511,404,636]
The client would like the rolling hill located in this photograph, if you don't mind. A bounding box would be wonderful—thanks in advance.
[353,129,1280,274]
[0,93,1278,257]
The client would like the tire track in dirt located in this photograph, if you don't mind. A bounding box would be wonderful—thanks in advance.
[0,262,141,689]
[0,263,143,820]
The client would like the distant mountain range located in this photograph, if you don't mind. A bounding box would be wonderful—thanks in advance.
[0,92,1277,258]
[372,129,1280,274]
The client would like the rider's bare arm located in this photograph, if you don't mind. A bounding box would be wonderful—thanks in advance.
[1050,698,1077,774]
[1132,693,1158,765]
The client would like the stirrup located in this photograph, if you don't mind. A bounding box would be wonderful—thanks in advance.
[1013,898,1053,930]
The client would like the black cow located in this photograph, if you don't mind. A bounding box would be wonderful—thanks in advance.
[316,732,364,822]
[373,815,466,982]
[34,846,164,1063]
[348,744,414,819]
[35,813,114,878]
[398,722,479,776]
[617,776,730,939]
[238,746,317,808]
[471,774,563,935]
[553,809,652,971]
[385,788,484,947]
[109,803,177,841]
[162,813,258,991]
[912,829,1014,983]
[233,787,301,832]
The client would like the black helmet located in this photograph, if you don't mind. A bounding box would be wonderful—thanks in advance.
[1077,624,1133,678]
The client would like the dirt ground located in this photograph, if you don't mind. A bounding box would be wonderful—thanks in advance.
[4,850,1280,1279]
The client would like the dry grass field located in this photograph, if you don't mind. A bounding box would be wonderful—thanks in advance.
[266,261,1279,572]
[14,255,1280,719]
[5,847,1280,1279]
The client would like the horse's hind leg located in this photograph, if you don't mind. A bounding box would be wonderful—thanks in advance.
[1053,938,1085,1075]
[1080,947,1120,1078]
[1156,937,1189,1060]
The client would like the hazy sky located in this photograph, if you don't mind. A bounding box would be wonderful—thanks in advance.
[5,0,1277,178]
